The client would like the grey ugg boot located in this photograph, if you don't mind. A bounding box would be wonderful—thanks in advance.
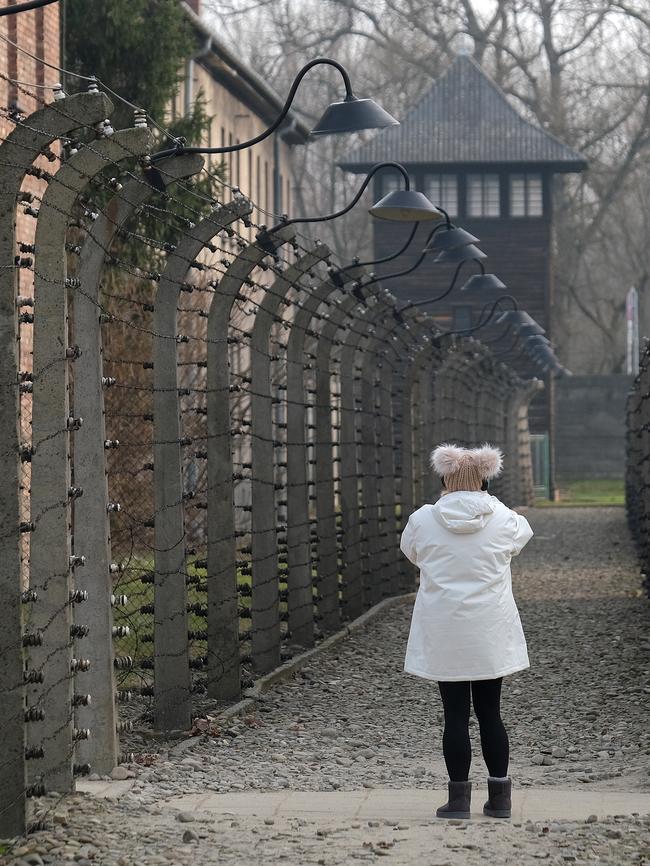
[483,776,512,818]
[435,780,471,819]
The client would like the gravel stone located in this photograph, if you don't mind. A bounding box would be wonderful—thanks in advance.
[175,812,195,823]
[7,509,649,866]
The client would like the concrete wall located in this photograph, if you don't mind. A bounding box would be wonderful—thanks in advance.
[555,374,633,480]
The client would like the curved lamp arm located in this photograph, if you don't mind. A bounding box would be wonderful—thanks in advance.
[350,217,452,293]
[492,333,521,356]
[335,221,419,277]
[257,162,412,244]
[434,294,519,339]
[152,57,354,162]
[482,319,514,345]
[399,258,485,312]
[0,0,59,14]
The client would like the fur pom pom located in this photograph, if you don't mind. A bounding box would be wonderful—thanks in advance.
[430,443,466,477]
[429,442,504,479]
[472,443,504,479]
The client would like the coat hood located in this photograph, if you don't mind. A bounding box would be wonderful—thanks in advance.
[431,490,497,534]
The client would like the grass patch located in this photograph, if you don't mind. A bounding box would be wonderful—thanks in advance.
[535,478,625,507]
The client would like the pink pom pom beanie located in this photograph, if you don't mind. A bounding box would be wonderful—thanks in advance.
[430,443,504,493]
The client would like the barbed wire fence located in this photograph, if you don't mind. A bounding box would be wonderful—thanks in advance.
[0,79,541,839]
[625,337,650,601]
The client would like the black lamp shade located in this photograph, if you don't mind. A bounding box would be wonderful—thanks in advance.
[525,334,551,346]
[460,273,506,293]
[529,341,554,356]
[516,322,546,337]
[424,226,479,253]
[496,310,537,327]
[433,243,487,264]
[369,189,444,222]
[311,96,399,135]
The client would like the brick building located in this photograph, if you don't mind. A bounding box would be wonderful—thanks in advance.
[0,0,61,372]
[178,0,309,233]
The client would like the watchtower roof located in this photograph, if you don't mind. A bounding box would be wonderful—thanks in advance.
[339,54,587,173]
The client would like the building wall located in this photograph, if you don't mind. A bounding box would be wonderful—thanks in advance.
[0,0,61,575]
[0,0,61,372]
[170,60,296,241]
[555,374,632,480]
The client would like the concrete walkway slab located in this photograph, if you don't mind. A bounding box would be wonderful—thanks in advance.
[158,786,650,824]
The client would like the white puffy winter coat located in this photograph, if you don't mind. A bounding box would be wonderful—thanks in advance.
[400,490,533,682]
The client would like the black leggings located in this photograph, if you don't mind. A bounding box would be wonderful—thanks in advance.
[437,677,509,781]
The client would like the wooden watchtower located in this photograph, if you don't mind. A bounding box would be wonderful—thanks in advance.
[339,53,587,484]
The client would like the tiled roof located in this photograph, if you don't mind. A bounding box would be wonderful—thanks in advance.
[339,54,587,171]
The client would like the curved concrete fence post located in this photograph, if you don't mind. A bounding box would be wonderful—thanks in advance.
[467,350,481,442]
[28,126,149,794]
[494,371,513,501]
[74,140,200,768]
[206,224,294,700]
[313,275,382,636]
[393,315,434,591]
[74,152,204,766]
[153,198,250,732]
[508,378,543,506]
[419,339,444,503]
[375,299,432,598]
[410,370,424,508]
[284,269,361,645]
[384,305,437,593]
[313,279,412,624]
[354,291,416,606]
[0,91,110,836]
[250,241,330,672]
[314,285,367,622]
[462,344,481,446]
[473,348,495,448]
[337,288,388,611]
[358,293,408,601]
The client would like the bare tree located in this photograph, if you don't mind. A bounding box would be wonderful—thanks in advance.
[206,0,650,372]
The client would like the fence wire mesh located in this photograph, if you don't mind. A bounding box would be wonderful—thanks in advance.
[0,78,540,837]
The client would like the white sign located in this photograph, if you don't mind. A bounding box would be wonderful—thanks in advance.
[626,286,639,375]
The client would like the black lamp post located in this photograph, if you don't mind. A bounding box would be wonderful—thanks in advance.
[331,197,477,285]
[486,310,568,376]
[0,0,59,15]
[255,161,442,252]
[151,57,398,164]
[346,211,470,296]
[435,295,521,339]
[328,222,420,287]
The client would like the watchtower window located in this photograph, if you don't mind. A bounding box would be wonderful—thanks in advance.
[510,173,543,216]
[424,173,458,217]
[467,174,500,217]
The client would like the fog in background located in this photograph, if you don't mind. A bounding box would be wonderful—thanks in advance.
[205,0,650,374]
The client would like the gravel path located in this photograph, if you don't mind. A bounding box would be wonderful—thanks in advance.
[4,506,650,866]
